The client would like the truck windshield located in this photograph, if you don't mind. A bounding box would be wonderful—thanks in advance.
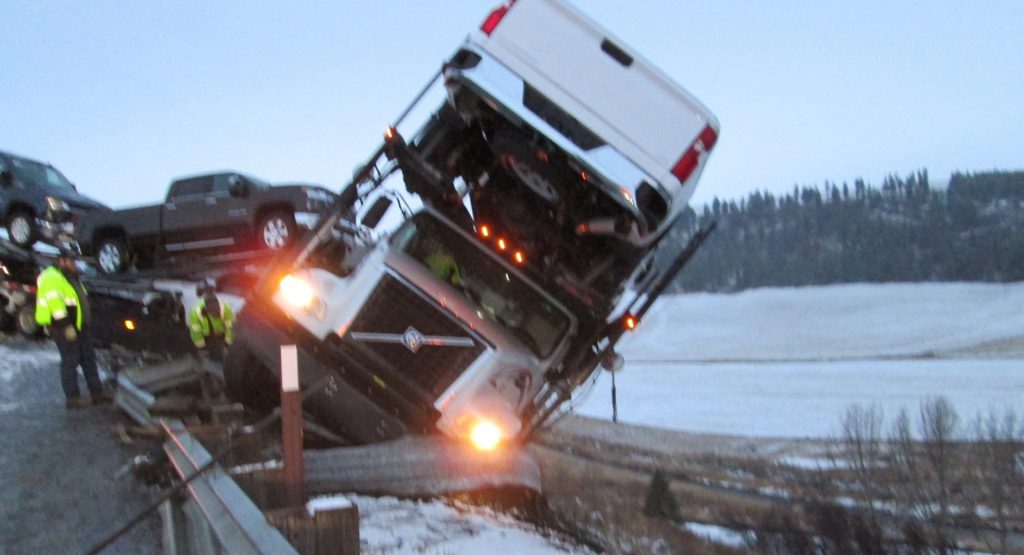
[10,158,74,190]
[392,212,571,358]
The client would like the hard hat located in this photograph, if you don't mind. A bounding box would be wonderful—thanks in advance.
[196,276,217,295]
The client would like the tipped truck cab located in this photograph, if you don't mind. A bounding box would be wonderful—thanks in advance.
[227,0,719,448]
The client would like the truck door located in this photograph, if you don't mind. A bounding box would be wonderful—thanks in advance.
[162,175,235,253]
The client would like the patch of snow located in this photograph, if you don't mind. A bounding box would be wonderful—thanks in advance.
[353,495,587,554]
[306,495,353,516]
[682,522,752,548]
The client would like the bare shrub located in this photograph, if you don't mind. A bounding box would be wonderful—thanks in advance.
[964,409,1024,554]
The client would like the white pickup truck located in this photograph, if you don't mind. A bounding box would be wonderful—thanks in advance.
[225,0,719,450]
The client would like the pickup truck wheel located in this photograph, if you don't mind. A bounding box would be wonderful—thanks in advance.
[7,210,36,248]
[97,238,129,274]
[223,343,278,411]
[16,305,41,338]
[258,211,296,251]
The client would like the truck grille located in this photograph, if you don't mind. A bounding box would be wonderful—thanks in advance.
[341,274,484,399]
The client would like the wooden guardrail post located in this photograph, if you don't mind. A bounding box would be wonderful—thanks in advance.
[281,345,305,507]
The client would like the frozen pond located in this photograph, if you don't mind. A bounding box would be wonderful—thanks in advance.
[575,358,1024,438]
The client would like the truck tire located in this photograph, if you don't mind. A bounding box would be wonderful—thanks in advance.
[7,210,36,248]
[96,237,129,274]
[257,211,296,251]
[223,342,278,411]
[16,304,41,338]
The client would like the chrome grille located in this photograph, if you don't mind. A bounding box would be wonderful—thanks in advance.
[342,274,484,399]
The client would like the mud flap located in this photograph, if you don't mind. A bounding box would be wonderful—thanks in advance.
[304,436,541,497]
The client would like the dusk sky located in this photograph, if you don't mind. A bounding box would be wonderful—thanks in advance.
[2,1,1021,208]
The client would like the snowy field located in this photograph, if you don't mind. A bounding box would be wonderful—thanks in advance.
[576,282,1024,438]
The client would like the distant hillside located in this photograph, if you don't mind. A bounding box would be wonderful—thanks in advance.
[666,169,1024,292]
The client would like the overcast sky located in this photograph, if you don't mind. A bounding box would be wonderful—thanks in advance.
[2,1,1021,208]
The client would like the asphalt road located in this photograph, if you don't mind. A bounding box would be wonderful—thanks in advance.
[0,335,162,555]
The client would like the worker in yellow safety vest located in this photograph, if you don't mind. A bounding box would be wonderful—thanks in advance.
[189,277,235,362]
[35,251,109,409]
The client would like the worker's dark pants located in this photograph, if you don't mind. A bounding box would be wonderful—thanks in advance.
[53,326,103,400]
[202,335,227,363]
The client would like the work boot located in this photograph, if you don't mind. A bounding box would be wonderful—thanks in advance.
[66,397,91,410]
[92,390,114,405]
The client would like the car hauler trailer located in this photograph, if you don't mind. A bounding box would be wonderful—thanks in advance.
[225,0,720,450]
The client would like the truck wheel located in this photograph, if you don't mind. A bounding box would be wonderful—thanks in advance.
[257,211,296,251]
[97,238,129,274]
[223,343,278,411]
[16,305,41,338]
[7,210,36,248]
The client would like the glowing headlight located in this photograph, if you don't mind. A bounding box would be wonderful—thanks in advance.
[279,274,315,308]
[468,419,503,451]
[46,196,70,213]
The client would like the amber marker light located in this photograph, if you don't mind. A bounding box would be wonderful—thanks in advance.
[513,250,525,264]
[479,224,491,238]
[384,126,396,141]
[469,419,503,451]
[280,274,315,308]
[496,238,508,251]
[124,320,136,331]
[625,314,638,331]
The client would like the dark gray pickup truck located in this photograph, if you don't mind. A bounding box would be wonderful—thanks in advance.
[76,171,336,274]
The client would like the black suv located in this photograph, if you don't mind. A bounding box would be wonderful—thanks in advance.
[0,150,109,247]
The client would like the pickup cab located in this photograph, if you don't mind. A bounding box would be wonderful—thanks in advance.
[226,0,719,449]
[0,149,109,248]
[76,172,336,274]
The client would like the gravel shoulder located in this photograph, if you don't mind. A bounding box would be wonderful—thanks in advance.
[0,337,162,555]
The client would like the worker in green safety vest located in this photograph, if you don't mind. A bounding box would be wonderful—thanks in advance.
[189,277,235,362]
[35,251,110,409]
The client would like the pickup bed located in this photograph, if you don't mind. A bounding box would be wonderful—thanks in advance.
[76,172,336,274]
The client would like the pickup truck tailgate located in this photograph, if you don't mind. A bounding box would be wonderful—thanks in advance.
[475,0,717,185]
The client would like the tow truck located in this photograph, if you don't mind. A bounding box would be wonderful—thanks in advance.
[224,0,720,451]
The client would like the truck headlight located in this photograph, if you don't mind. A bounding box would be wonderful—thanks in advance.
[46,196,70,213]
[468,419,503,451]
[279,274,315,308]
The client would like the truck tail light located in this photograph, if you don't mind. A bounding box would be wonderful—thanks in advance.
[670,124,718,184]
[480,1,515,36]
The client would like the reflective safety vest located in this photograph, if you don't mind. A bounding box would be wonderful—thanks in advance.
[35,266,83,330]
[189,297,235,348]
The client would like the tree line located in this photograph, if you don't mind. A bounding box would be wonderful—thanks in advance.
[667,169,1024,292]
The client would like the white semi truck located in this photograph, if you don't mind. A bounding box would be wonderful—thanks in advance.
[224,0,720,450]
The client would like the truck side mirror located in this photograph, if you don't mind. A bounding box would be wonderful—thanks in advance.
[360,196,393,229]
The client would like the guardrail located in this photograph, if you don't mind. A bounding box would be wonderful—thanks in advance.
[161,419,298,555]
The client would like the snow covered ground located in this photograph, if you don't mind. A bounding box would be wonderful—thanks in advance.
[310,495,586,554]
[576,282,1024,438]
